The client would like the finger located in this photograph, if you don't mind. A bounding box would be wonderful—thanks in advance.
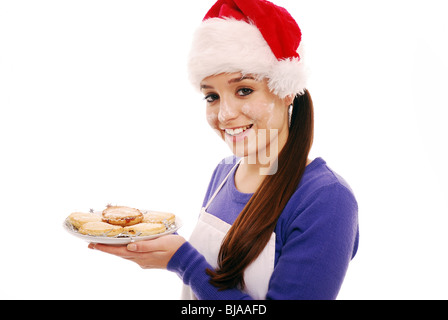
[126,237,168,253]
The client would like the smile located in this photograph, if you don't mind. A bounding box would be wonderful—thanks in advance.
[224,125,253,136]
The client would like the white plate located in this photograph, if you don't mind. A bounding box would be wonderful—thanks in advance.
[63,215,183,245]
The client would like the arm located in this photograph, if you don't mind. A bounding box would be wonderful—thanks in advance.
[167,241,253,300]
[267,183,359,300]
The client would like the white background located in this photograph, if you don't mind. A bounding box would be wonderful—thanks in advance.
[1,0,447,300]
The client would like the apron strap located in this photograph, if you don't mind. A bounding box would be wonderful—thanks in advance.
[204,158,242,211]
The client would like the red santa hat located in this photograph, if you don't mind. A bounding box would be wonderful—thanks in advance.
[188,0,308,99]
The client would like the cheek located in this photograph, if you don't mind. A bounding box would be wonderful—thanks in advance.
[206,111,218,127]
[242,101,278,127]
[241,103,260,121]
[206,111,223,137]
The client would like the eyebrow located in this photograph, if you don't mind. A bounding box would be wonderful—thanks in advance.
[228,75,256,84]
[200,83,214,90]
[200,75,256,90]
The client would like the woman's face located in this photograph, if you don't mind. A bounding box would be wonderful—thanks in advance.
[201,73,293,161]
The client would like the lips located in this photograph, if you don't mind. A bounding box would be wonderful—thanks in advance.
[223,124,253,136]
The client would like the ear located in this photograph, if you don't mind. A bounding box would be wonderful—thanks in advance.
[283,94,295,107]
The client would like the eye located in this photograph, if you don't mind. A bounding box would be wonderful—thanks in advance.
[237,88,253,97]
[204,93,219,103]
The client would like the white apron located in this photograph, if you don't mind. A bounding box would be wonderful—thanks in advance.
[181,160,276,300]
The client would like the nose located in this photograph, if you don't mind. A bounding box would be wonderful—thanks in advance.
[217,96,239,124]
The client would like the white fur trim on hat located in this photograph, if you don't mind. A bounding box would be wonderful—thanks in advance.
[188,18,308,98]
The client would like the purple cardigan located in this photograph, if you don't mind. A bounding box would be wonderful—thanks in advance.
[167,157,359,300]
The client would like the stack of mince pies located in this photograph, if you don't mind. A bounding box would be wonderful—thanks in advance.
[67,205,176,237]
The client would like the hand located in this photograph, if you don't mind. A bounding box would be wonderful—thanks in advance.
[88,235,186,269]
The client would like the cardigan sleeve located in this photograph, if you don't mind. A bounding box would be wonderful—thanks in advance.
[167,241,254,300]
[266,182,359,300]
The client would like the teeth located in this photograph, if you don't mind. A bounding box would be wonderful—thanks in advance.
[225,125,251,136]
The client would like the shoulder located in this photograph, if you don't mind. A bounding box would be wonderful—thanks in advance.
[211,155,240,182]
[218,155,241,166]
[291,158,357,211]
[301,158,355,197]
[201,155,241,207]
[277,158,359,247]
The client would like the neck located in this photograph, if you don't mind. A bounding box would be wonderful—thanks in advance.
[235,156,312,194]
[234,159,267,194]
[240,156,277,176]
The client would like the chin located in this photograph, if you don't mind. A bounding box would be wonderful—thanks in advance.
[228,143,258,160]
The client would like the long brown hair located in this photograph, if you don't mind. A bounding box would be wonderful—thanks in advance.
[206,89,314,290]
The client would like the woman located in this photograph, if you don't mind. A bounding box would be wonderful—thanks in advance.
[89,0,359,300]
